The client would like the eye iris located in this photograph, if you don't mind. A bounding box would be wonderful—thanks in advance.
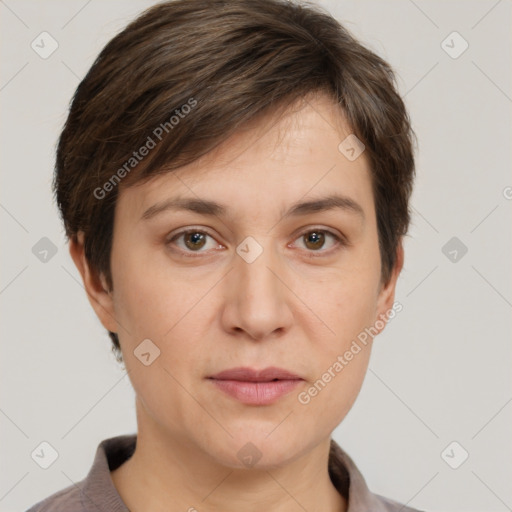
[180,231,329,252]
[184,232,206,250]
[304,231,325,250]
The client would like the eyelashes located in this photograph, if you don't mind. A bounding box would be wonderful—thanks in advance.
[166,227,347,258]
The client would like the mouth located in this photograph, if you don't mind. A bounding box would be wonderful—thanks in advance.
[207,366,304,405]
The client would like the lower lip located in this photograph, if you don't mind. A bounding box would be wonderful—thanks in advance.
[209,379,303,405]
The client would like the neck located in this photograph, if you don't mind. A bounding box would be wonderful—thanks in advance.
[111,409,346,512]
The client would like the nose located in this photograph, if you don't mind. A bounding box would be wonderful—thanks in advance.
[220,238,294,341]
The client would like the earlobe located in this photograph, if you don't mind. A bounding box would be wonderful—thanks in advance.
[374,241,404,335]
[69,232,118,333]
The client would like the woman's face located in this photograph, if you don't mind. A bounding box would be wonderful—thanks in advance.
[88,93,402,468]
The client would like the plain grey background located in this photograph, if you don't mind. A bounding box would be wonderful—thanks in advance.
[1,1,511,511]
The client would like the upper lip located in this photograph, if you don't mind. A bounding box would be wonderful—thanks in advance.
[208,366,303,382]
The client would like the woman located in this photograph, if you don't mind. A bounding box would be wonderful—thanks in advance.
[27,0,419,510]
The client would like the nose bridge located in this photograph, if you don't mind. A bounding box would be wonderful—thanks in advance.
[225,234,292,339]
[236,234,281,302]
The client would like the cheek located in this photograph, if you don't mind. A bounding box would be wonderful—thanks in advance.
[297,352,371,439]
[310,284,376,380]
[295,253,379,398]
[295,275,376,426]
[299,257,380,342]
[110,248,220,383]
[110,237,189,340]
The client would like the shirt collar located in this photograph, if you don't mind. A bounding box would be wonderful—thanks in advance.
[328,438,400,511]
[78,434,397,512]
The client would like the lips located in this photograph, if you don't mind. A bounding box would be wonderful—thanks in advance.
[208,366,303,382]
[207,367,304,405]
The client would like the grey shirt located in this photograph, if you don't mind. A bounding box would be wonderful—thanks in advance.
[26,434,423,512]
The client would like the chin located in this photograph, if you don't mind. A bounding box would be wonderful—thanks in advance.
[203,428,305,470]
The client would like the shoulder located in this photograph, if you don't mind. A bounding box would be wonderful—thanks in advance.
[24,482,84,512]
[328,438,426,512]
[373,493,426,512]
[24,433,136,512]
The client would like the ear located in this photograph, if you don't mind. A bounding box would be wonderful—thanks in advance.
[373,240,404,335]
[69,231,118,334]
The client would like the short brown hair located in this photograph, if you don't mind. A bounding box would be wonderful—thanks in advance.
[55,0,416,360]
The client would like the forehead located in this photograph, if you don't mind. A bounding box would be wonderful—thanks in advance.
[116,93,374,223]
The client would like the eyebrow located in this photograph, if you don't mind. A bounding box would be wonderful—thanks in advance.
[141,193,365,222]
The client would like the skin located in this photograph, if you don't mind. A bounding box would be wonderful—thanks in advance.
[70,91,404,512]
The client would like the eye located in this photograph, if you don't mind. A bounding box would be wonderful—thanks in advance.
[167,227,346,257]
[292,228,344,255]
[167,229,222,255]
